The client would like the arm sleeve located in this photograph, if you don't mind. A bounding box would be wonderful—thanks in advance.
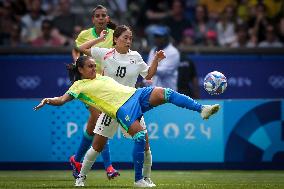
[75,32,85,47]
[66,82,80,98]
[91,47,110,67]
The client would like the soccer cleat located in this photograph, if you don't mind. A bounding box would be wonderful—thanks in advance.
[201,104,220,120]
[134,178,153,187]
[144,177,156,187]
[106,165,120,180]
[75,175,86,187]
[70,155,82,178]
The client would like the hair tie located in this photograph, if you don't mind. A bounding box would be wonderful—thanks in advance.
[72,62,76,69]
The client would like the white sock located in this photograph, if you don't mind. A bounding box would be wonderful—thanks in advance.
[143,149,152,178]
[79,147,100,176]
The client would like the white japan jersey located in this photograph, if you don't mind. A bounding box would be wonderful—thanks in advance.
[91,47,149,87]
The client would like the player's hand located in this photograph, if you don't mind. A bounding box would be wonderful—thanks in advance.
[34,98,49,111]
[155,50,166,62]
[99,30,107,40]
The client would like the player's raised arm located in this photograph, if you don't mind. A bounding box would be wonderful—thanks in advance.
[34,94,73,111]
[76,30,107,56]
[145,50,166,80]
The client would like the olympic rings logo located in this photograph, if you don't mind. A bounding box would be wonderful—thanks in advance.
[16,76,41,89]
[268,76,284,89]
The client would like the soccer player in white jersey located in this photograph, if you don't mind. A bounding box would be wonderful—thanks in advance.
[77,25,165,187]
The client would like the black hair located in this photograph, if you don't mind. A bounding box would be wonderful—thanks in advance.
[92,5,107,15]
[92,5,117,30]
[66,56,90,83]
[113,25,131,46]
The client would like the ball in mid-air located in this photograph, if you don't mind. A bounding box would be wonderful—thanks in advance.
[204,71,227,95]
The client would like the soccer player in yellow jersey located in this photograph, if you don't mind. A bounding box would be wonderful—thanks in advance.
[34,56,220,187]
[78,25,165,187]
[70,5,118,179]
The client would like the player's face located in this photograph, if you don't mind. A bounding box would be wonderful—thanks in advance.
[79,58,96,79]
[92,9,109,29]
[114,30,133,53]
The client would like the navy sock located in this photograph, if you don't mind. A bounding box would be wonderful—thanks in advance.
[165,88,203,112]
[74,131,93,162]
[101,140,112,169]
[133,131,146,181]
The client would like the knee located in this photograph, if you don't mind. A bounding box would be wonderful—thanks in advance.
[92,142,104,152]
[92,135,107,152]
[155,87,166,102]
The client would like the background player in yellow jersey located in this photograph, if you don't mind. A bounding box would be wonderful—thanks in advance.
[70,5,119,179]
[34,56,220,187]
[78,25,165,187]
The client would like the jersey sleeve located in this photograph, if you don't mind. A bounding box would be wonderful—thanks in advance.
[136,52,149,78]
[91,47,111,67]
[66,81,81,98]
[75,31,87,47]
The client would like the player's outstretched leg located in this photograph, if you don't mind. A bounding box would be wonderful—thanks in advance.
[162,88,220,120]
[200,104,220,120]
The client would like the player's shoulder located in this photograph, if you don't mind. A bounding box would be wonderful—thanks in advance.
[107,28,115,34]
[77,28,93,37]
[128,50,142,57]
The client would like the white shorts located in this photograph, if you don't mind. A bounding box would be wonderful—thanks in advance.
[94,113,147,139]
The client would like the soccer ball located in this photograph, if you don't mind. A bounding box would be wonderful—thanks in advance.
[204,71,227,95]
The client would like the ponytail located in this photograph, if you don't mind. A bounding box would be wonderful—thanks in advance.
[107,20,117,30]
[66,56,90,83]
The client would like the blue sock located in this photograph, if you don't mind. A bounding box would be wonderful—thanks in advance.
[133,131,146,182]
[74,131,93,162]
[101,140,112,170]
[165,88,203,112]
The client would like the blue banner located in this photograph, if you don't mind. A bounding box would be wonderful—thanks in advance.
[0,99,283,163]
[1,55,71,98]
[1,54,284,98]
[191,55,284,99]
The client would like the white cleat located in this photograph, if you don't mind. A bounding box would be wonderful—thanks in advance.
[75,175,86,187]
[144,177,156,187]
[201,104,220,120]
[134,178,153,187]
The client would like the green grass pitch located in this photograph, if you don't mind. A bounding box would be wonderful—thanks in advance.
[0,170,284,189]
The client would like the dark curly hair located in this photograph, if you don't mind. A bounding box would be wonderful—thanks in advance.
[66,56,91,83]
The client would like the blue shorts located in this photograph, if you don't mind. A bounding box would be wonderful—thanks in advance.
[116,87,154,131]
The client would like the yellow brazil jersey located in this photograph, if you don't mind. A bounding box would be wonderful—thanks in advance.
[75,27,114,73]
[66,75,136,119]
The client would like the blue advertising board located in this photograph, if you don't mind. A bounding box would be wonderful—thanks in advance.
[191,55,284,99]
[1,54,284,98]
[0,99,283,166]
[1,55,71,98]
